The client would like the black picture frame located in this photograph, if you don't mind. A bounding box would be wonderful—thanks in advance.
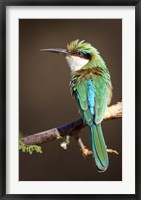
[0,0,140,199]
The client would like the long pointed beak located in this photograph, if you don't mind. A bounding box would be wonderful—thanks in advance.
[40,48,69,55]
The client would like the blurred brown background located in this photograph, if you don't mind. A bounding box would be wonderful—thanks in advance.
[19,19,122,181]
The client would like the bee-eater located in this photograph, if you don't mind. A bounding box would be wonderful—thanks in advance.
[41,39,112,172]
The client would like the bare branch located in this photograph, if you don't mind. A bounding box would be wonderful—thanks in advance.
[22,102,122,146]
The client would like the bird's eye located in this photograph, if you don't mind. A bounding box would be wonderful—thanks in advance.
[75,52,83,57]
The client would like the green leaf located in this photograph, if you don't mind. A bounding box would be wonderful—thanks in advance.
[19,138,43,154]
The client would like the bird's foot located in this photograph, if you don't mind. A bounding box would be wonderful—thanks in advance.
[60,136,70,150]
[82,148,93,157]
[107,148,119,155]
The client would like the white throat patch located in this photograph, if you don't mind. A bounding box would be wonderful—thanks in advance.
[66,55,89,72]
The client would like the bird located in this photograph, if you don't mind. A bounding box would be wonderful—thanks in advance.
[40,39,112,172]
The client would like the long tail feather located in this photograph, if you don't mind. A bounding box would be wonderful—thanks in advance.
[90,124,109,172]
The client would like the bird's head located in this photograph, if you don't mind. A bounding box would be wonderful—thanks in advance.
[40,39,99,72]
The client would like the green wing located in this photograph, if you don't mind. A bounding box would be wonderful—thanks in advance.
[74,79,93,126]
[72,75,110,125]
[93,76,110,124]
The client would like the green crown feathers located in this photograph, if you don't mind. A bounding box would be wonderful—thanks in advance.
[67,39,99,55]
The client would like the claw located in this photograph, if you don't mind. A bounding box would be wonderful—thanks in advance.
[82,148,93,157]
